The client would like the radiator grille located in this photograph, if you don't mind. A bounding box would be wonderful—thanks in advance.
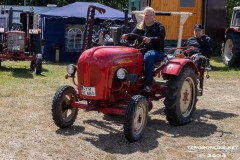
[7,32,25,52]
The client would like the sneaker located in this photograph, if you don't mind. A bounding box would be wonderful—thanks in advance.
[143,85,151,92]
[205,65,212,71]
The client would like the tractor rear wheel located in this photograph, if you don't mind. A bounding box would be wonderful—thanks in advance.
[163,66,198,126]
[35,53,42,75]
[124,95,148,142]
[222,32,240,66]
[52,85,79,128]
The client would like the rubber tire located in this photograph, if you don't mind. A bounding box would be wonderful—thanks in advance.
[163,66,198,126]
[52,85,79,129]
[222,32,240,66]
[35,53,42,75]
[124,95,148,142]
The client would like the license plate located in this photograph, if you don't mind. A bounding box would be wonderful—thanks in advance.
[81,86,96,96]
[12,46,20,50]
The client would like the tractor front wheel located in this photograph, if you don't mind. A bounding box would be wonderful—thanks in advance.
[35,53,42,75]
[52,85,79,128]
[164,66,198,126]
[124,95,148,142]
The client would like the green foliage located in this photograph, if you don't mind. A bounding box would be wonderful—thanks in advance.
[0,0,23,5]
[227,0,240,25]
[210,56,240,78]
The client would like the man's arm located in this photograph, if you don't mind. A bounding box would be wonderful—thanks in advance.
[149,24,165,44]
[181,38,199,57]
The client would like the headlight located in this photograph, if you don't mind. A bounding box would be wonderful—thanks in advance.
[66,64,77,75]
[117,68,128,80]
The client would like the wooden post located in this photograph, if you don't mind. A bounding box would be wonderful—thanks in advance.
[53,44,61,63]
[55,47,59,63]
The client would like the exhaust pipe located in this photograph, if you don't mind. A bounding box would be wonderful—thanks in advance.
[8,7,13,31]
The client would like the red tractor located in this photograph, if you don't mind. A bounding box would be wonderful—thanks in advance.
[222,7,240,66]
[51,35,209,141]
[0,7,42,74]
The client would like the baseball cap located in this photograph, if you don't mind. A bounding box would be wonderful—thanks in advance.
[194,24,203,30]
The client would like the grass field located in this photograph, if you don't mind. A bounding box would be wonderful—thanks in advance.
[0,57,238,108]
[0,57,239,160]
[209,57,240,78]
[0,56,239,88]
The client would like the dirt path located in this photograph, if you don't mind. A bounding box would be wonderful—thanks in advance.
[0,77,239,160]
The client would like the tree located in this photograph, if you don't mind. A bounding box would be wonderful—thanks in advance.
[227,0,240,25]
[0,0,23,5]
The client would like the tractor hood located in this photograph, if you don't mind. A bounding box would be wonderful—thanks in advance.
[77,46,143,100]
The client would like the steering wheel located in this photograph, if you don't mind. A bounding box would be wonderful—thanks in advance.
[12,26,22,31]
[123,33,143,48]
[183,47,199,57]
[100,19,116,28]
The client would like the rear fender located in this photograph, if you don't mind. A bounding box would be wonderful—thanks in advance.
[161,59,198,76]
[225,28,240,33]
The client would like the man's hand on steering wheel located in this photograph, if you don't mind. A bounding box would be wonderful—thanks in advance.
[121,34,128,40]
[143,37,151,44]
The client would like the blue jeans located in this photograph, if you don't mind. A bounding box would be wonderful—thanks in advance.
[144,50,165,86]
